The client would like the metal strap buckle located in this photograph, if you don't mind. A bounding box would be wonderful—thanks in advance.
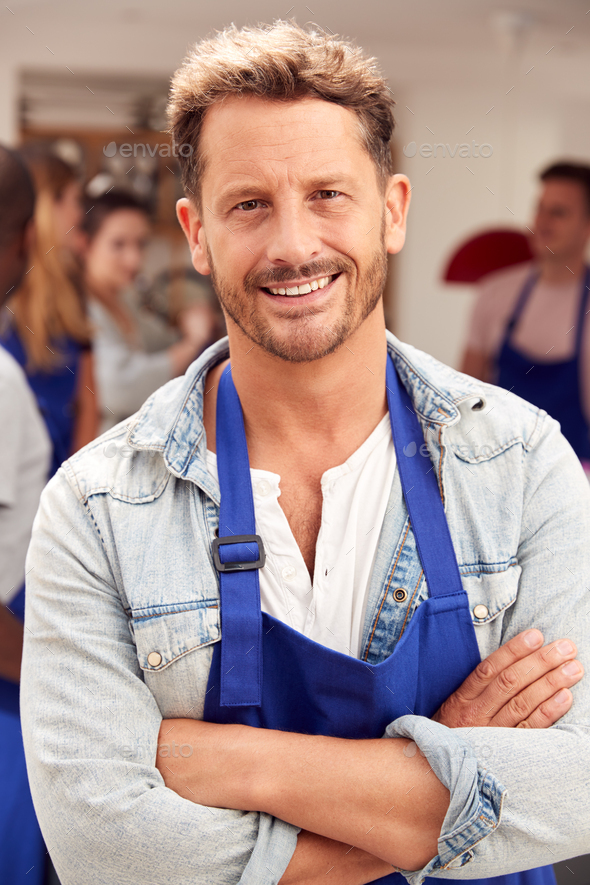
[212,534,266,572]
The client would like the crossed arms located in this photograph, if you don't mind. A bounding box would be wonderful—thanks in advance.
[20,420,590,885]
[156,630,584,885]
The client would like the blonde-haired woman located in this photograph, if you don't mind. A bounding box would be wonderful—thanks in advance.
[0,144,99,477]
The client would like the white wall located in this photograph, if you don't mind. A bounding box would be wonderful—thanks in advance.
[370,33,590,368]
[1,2,589,370]
[390,83,564,368]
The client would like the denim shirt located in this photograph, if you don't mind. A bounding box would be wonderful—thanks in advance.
[20,332,590,885]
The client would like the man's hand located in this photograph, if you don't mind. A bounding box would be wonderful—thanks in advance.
[432,629,583,729]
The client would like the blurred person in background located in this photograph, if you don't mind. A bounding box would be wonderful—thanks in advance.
[0,144,51,885]
[462,162,590,470]
[83,190,218,434]
[0,144,99,478]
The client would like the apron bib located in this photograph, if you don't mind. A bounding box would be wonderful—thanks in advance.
[496,266,590,461]
[204,354,555,885]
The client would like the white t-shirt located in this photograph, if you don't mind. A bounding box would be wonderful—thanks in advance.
[207,412,396,658]
[0,347,51,607]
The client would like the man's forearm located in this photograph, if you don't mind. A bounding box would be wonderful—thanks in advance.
[280,831,396,885]
[246,728,447,870]
[159,720,449,871]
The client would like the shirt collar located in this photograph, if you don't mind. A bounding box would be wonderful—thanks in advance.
[127,331,484,500]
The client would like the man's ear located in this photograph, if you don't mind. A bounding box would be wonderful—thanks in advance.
[176,198,211,276]
[383,174,412,255]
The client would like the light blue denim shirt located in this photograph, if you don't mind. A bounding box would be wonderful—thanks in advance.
[20,332,590,885]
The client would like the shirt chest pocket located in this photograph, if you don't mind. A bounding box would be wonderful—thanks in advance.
[129,604,220,718]
[131,603,220,671]
[461,564,521,660]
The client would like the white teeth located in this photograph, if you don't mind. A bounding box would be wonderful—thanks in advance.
[268,275,333,296]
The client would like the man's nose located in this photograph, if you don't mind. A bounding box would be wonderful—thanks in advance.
[264,202,322,267]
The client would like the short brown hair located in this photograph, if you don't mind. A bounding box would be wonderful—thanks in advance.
[540,161,590,216]
[166,20,396,207]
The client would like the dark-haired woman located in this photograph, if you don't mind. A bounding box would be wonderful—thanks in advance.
[83,190,217,433]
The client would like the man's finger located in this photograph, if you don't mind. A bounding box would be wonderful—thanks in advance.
[476,637,579,719]
[453,629,545,702]
[515,688,574,729]
[490,659,583,727]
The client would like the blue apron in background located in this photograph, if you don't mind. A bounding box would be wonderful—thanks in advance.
[0,326,85,478]
[0,582,46,885]
[204,354,556,885]
[496,266,590,461]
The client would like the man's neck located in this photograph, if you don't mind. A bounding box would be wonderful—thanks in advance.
[204,309,389,471]
[538,253,587,284]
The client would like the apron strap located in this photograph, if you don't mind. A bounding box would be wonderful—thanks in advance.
[214,354,467,706]
[215,364,263,706]
[573,266,590,355]
[504,270,539,338]
[386,358,464,598]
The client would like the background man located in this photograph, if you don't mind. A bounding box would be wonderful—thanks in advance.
[21,23,590,885]
[461,162,590,466]
[0,144,51,885]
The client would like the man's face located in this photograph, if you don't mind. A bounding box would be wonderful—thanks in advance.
[531,179,590,261]
[183,96,405,362]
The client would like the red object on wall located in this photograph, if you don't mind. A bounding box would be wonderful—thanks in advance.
[443,228,534,283]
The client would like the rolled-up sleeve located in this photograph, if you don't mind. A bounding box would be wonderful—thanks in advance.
[386,416,590,883]
[20,467,298,885]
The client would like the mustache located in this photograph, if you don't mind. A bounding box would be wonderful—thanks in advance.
[245,258,355,291]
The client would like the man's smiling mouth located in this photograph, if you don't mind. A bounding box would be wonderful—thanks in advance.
[263,273,339,296]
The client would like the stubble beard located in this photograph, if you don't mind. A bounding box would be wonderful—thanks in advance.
[207,234,389,364]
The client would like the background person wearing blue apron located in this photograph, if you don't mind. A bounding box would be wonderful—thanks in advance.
[20,23,590,885]
[462,162,590,472]
[0,145,52,885]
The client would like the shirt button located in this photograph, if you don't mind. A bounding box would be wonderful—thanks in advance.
[147,651,162,667]
[393,587,408,602]
[281,565,297,582]
[473,604,489,620]
[255,480,272,497]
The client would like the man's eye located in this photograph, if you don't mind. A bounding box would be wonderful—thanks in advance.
[317,190,340,200]
[235,200,262,211]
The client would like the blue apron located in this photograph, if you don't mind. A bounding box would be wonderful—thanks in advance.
[0,328,86,478]
[204,354,556,885]
[0,584,46,885]
[496,266,590,461]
